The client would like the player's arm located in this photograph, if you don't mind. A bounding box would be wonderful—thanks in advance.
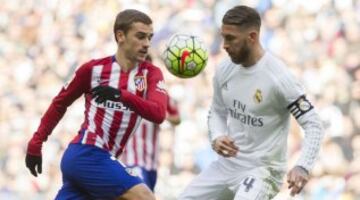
[91,67,167,123]
[286,96,324,196]
[276,70,324,196]
[208,74,227,141]
[26,63,91,176]
[287,95,324,172]
[121,68,167,123]
[208,71,238,157]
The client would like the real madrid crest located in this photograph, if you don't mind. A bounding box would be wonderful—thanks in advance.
[134,75,147,92]
[254,89,262,104]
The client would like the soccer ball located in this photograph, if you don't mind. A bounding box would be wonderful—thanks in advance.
[162,34,208,78]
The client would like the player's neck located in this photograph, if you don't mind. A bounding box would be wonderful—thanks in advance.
[114,51,137,73]
[242,46,264,68]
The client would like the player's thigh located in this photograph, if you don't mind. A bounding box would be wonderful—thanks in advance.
[117,183,155,200]
[178,162,230,200]
[233,169,282,200]
[83,158,144,199]
[55,180,91,200]
[62,144,144,199]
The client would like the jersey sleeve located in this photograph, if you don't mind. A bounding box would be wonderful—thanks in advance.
[121,67,167,124]
[208,67,228,142]
[27,63,92,156]
[276,69,324,171]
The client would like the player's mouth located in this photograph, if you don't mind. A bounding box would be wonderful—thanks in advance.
[139,49,148,56]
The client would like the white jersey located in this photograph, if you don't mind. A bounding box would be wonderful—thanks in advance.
[208,52,324,172]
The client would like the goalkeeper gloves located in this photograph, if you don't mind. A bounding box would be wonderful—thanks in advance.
[91,85,121,104]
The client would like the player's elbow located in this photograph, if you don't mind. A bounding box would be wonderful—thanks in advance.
[154,108,166,124]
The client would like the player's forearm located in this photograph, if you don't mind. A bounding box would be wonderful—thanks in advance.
[295,111,324,171]
[121,90,166,123]
[208,108,227,142]
[27,102,68,156]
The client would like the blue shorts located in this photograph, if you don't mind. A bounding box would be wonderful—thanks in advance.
[55,144,142,200]
[126,166,157,191]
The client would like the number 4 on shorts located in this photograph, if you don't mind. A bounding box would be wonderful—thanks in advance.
[242,176,256,192]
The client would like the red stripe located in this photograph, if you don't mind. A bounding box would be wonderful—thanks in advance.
[107,111,124,150]
[115,65,146,157]
[133,130,138,165]
[87,60,112,145]
[86,132,97,144]
[108,63,128,151]
[91,109,105,145]
[142,123,147,167]
[116,113,138,157]
[81,95,92,132]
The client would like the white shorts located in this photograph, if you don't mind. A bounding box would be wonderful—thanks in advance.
[178,160,283,200]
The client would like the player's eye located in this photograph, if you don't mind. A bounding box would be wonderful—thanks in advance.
[224,35,235,42]
[136,33,146,40]
[136,33,153,41]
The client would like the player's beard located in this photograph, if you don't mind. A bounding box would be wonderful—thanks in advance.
[230,40,251,65]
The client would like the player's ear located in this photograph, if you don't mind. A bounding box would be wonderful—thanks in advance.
[248,31,258,43]
[116,30,125,43]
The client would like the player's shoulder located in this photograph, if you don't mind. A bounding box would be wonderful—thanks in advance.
[77,56,113,72]
[215,57,238,81]
[262,52,296,83]
[85,56,113,67]
[263,53,291,76]
[263,52,303,93]
[139,61,163,75]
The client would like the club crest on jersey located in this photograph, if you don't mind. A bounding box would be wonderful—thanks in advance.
[134,76,147,92]
[254,89,263,104]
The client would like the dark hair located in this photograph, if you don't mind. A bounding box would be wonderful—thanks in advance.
[222,5,261,31]
[113,9,152,42]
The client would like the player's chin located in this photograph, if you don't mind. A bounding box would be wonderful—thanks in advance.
[137,54,147,62]
[230,56,241,64]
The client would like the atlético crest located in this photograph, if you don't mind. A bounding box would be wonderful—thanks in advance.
[134,75,147,92]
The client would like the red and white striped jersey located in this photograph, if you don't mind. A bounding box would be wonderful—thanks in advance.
[27,56,168,158]
[121,98,179,170]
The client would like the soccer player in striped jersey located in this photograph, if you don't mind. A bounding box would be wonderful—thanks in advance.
[25,9,166,200]
[121,97,180,191]
[179,5,324,200]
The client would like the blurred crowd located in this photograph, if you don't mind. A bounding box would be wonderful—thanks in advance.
[1,0,360,199]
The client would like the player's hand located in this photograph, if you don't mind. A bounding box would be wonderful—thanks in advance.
[25,154,42,177]
[211,136,239,157]
[287,166,309,196]
[91,85,121,104]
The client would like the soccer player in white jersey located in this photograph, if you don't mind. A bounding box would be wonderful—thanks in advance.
[179,5,324,200]
[25,9,167,200]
